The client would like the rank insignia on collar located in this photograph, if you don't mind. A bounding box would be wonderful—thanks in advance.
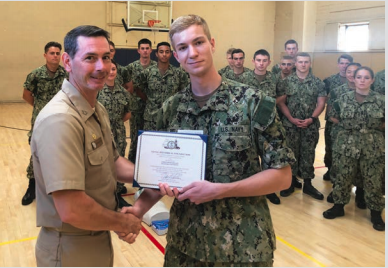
[92,134,97,140]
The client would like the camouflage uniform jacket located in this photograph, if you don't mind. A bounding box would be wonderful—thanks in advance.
[328,82,353,107]
[323,73,347,119]
[372,69,385,95]
[138,64,189,122]
[218,65,232,76]
[97,83,131,155]
[23,65,68,136]
[127,60,157,113]
[222,67,251,84]
[243,70,277,98]
[156,78,295,263]
[271,64,281,75]
[330,90,385,159]
[277,72,326,127]
[116,63,131,86]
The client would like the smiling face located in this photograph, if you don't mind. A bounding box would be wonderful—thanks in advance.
[172,24,215,77]
[345,65,359,83]
[63,36,111,95]
[107,63,117,82]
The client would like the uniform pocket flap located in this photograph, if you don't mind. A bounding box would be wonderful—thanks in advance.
[88,146,109,165]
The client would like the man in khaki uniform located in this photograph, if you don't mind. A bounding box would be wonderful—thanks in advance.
[31,25,156,267]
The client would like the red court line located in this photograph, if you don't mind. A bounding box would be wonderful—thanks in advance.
[141,165,328,254]
[314,166,327,169]
[141,226,165,254]
[121,193,135,197]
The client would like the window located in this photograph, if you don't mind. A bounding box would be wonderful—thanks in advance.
[338,22,369,51]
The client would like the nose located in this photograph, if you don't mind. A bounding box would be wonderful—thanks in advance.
[188,45,198,58]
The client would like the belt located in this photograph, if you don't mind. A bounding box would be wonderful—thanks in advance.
[43,227,107,236]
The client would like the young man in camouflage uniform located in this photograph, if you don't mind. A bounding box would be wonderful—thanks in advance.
[272,39,299,75]
[124,14,295,267]
[222,48,251,83]
[124,38,156,163]
[243,49,285,205]
[135,41,189,131]
[21,41,68,206]
[218,47,235,76]
[277,52,327,200]
[322,54,353,182]
[274,55,295,84]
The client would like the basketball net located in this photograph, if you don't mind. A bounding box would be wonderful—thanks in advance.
[148,20,161,44]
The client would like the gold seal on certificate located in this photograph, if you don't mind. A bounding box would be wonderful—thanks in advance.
[133,131,208,189]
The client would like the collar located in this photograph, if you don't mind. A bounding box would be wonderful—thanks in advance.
[176,80,230,115]
[61,79,95,122]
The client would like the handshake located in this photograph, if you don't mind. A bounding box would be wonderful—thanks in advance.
[114,181,216,244]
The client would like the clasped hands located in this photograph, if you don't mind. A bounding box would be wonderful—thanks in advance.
[290,117,313,128]
[116,180,219,244]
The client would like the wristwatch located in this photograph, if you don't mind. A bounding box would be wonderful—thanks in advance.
[310,117,318,123]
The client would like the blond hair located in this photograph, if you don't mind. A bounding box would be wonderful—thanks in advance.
[169,14,211,49]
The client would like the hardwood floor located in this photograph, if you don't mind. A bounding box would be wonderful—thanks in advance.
[0,102,384,267]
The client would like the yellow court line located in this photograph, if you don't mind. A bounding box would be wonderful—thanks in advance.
[0,236,37,246]
[276,235,326,267]
[0,142,27,147]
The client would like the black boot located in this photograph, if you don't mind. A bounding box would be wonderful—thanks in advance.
[292,176,302,189]
[266,193,281,205]
[323,170,331,181]
[327,191,334,203]
[22,178,36,206]
[118,195,132,209]
[371,210,385,231]
[280,184,294,197]
[323,204,345,219]
[303,179,324,200]
[355,187,366,209]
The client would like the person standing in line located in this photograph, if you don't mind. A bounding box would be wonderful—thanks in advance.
[222,48,251,84]
[97,59,132,208]
[323,67,385,232]
[218,47,235,76]
[123,14,295,267]
[21,41,68,206]
[125,38,157,163]
[277,52,327,200]
[271,39,299,75]
[135,41,189,131]
[322,54,353,182]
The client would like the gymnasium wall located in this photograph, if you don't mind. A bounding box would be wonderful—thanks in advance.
[0,1,106,102]
[0,1,385,102]
[273,1,385,80]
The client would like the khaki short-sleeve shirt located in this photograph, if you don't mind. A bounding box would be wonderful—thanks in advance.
[31,79,119,232]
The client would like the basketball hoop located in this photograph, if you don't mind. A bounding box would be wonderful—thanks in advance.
[147,20,161,27]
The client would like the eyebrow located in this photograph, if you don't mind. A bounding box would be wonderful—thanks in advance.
[175,36,205,48]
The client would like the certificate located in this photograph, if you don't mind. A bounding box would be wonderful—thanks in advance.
[133,131,207,189]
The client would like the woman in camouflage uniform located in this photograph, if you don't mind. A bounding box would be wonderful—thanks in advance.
[98,59,132,208]
[323,67,385,231]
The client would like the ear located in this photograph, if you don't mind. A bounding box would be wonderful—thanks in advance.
[210,37,216,54]
[173,51,181,64]
[252,58,255,64]
[268,59,272,65]
[62,52,72,72]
